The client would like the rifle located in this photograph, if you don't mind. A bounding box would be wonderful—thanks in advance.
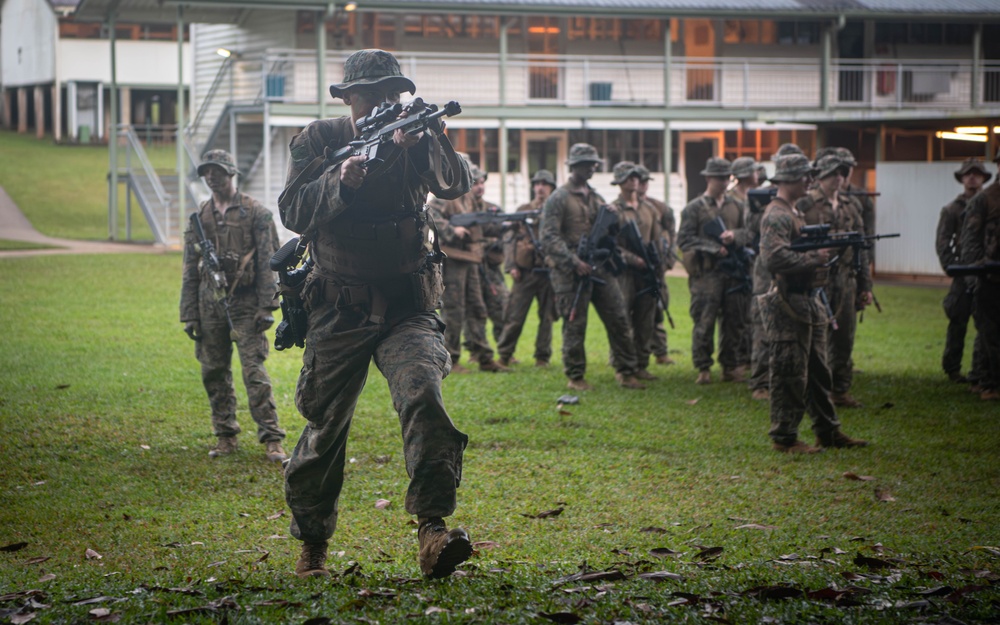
[450,209,540,229]
[567,205,623,322]
[840,190,881,197]
[621,219,673,328]
[702,215,755,295]
[748,186,778,215]
[516,210,550,274]
[945,261,1000,277]
[270,236,314,350]
[190,212,237,341]
[790,224,899,276]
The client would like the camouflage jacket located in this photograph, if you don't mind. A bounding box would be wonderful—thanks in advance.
[759,196,829,294]
[960,180,1000,266]
[504,196,545,272]
[676,192,750,277]
[936,193,971,271]
[180,192,279,322]
[612,194,661,270]
[540,181,608,291]
[642,194,677,269]
[796,187,872,292]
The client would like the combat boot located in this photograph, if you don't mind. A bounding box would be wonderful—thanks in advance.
[831,392,863,408]
[265,441,288,463]
[417,518,473,578]
[208,436,238,458]
[772,440,822,454]
[722,366,746,383]
[816,429,868,449]
[615,373,647,390]
[633,369,658,381]
[655,354,676,365]
[497,356,512,367]
[449,363,471,374]
[751,388,770,401]
[535,359,550,368]
[567,378,592,391]
[981,389,1000,401]
[295,541,330,578]
[695,370,712,385]
[479,360,511,373]
[947,371,969,384]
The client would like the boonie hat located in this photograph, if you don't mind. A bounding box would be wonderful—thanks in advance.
[731,157,757,180]
[198,149,239,177]
[815,154,845,180]
[566,143,602,167]
[770,154,816,182]
[700,157,732,178]
[531,169,557,187]
[469,164,487,182]
[774,143,804,158]
[611,161,641,185]
[634,164,652,182]
[835,147,858,168]
[329,49,416,99]
[954,157,992,184]
[755,164,768,184]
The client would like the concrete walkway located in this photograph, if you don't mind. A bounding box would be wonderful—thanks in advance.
[0,185,172,258]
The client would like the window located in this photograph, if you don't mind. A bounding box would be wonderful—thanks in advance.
[447,128,502,173]
[59,19,186,40]
[567,129,663,172]
[875,22,974,47]
[777,21,820,45]
[723,20,777,45]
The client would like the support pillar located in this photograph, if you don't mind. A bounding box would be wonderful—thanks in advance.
[52,84,62,142]
[109,9,119,240]
[317,10,327,121]
[17,88,28,133]
[176,5,186,242]
[120,86,131,127]
[663,121,672,207]
[34,86,45,139]
[499,19,509,209]
[2,89,11,129]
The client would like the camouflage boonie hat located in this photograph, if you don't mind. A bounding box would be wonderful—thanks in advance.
[329,49,416,99]
[700,157,732,178]
[531,169,557,187]
[469,164,487,182]
[731,157,757,180]
[774,143,804,158]
[634,164,652,182]
[954,157,992,184]
[835,147,858,168]
[566,143,602,167]
[815,154,845,180]
[611,161,641,185]
[755,164,769,183]
[770,154,816,182]
[813,146,838,162]
[198,149,239,177]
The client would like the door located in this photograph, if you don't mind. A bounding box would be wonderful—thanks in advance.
[684,19,716,102]
[527,16,562,100]
[524,130,566,181]
[681,133,722,202]
[837,21,865,103]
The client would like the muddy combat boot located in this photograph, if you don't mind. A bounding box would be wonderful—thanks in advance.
[264,441,288,463]
[751,388,770,401]
[418,518,473,578]
[816,430,869,449]
[295,541,330,578]
[722,366,746,383]
[655,354,676,365]
[535,359,550,368]
[479,360,511,373]
[695,370,712,385]
[772,440,822,454]
[831,392,863,408]
[208,436,238,458]
[567,378,592,391]
[634,369,658,381]
[615,373,647,390]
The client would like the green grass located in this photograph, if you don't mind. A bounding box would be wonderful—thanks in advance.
[1,254,997,624]
[0,239,60,251]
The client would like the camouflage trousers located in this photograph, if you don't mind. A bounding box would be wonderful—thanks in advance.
[284,296,467,543]
[650,279,670,357]
[553,268,639,381]
[440,260,492,365]
[195,288,284,443]
[688,272,749,371]
[748,294,769,392]
[972,279,1000,391]
[620,271,658,371]
[482,262,510,344]
[496,269,555,363]
[942,277,986,381]
[825,273,858,395]
[759,289,841,446]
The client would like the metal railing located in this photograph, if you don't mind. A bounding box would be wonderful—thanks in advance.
[118,124,170,244]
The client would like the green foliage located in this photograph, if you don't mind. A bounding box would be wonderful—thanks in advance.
[0,255,997,624]
[0,239,59,251]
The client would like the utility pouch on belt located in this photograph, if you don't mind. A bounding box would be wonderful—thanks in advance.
[410,257,445,311]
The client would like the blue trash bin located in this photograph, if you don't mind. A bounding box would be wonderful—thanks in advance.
[266,75,286,100]
[589,82,612,102]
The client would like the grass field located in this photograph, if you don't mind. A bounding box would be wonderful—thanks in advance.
[0,251,997,624]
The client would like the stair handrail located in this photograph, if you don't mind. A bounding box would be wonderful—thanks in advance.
[118,124,169,244]
[188,54,235,141]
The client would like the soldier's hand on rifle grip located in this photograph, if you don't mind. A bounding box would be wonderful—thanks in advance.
[813,248,832,263]
[718,246,729,257]
[857,291,873,309]
[392,106,423,148]
[574,258,592,276]
[184,320,202,342]
[255,309,275,333]
[720,230,735,245]
[341,155,367,189]
[453,226,471,240]
[510,268,522,283]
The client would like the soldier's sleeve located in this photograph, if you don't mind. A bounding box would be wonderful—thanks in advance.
[502,226,518,272]
[935,204,957,270]
[849,203,873,292]
[279,122,351,234]
[540,191,576,273]
[427,197,464,245]
[677,200,721,256]
[959,196,986,265]
[179,217,201,323]
[761,209,825,276]
[412,132,472,201]
[252,203,280,310]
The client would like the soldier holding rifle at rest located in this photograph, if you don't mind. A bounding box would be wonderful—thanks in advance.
[180,149,287,463]
[758,154,869,453]
[636,164,677,366]
[277,49,475,578]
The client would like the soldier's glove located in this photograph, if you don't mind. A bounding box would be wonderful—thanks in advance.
[184,320,202,342]
[255,309,275,333]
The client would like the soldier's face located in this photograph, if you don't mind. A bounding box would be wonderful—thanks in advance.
[838,167,853,189]
[570,162,598,183]
[202,166,234,193]
[620,175,640,193]
[344,87,401,121]
[819,172,843,195]
[705,176,728,195]
[637,179,649,196]
[472,177,486,199]
[533,181,553,201]
[962,171,987,193]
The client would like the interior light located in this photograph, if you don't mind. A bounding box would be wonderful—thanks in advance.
[527,26,561,34]
[216,48,232,58]
[936,131,988,143]
[954,126,988,134]
[994,126,1000,134]
[343,2,357,11]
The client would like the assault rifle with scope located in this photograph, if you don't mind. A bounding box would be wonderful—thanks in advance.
[945,261,1000,278]
[703,215,755,295]
[269,236,314,350]
[449,209,540,229]
[789,224,899,273]
[190,212,237,340]
[621,219,674,329]
[568,205,623,322]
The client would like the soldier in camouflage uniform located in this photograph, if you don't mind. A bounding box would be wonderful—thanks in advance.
[278,49,474,578]
[796,154,873,408]
[540,143,646,391]
[758,154,868,453]
[637,164,677,366]
[429,164,507,373]
[677,157,752,385]
[837,148,877,264]
[180,150,287,463]
[728,156,758,374]
[936,158,990,385]
[496,170,557,367]
[611,161,662,380]
[959,149,1000,401]
[472,170,511,345]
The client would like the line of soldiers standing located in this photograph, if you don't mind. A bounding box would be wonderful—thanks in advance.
[935,152,1000,401]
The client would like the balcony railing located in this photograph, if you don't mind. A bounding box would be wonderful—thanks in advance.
[208,50,1000,112]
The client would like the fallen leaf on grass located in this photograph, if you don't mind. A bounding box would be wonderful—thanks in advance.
[650,547,681,558]
[693,546,724,561]
[945,584,989,603]
[522,507,564,519]
[472,541,499,550]
[84,549,102,560]
[139,585,203,596]
[735,524,777,530]
[139,445,150,451]
[71,596,117,606]
[538,611,581,624]
[253,599,302,608]
[24,556,50,565]
[1,542,29,552]
[557,409,572,416]
[89,607,121,622]
[637,571,683,582]
[854,554,894,569]
[425,606,449,615]
[742,585,804,600]
[969,545,1000,557]
[55,384,70,390]
[374,499,392,510]
[685,399,699,405]
[38,574,55,583]
[875,489,896,502]
[639,526,669,534]
[267,510,285,520]
[357,589,397,598]
[914,586,954,596]
[843,472,874,481]
[10,613,36,624]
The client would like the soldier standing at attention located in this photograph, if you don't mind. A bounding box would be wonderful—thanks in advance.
[935,158,990,386]
[959,149,1000,401]
[677,157,752,385]
[429,164,508,373]
[728,156,759,374]
[611,161,661,381]
[496,170,558,368]
[471,169,511,345]
[180,150,287,463]
[637,164,677,366]
[797,153,872,409]
[758,154,869,453]
[540,143,646,391]
[278,49,474,578]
